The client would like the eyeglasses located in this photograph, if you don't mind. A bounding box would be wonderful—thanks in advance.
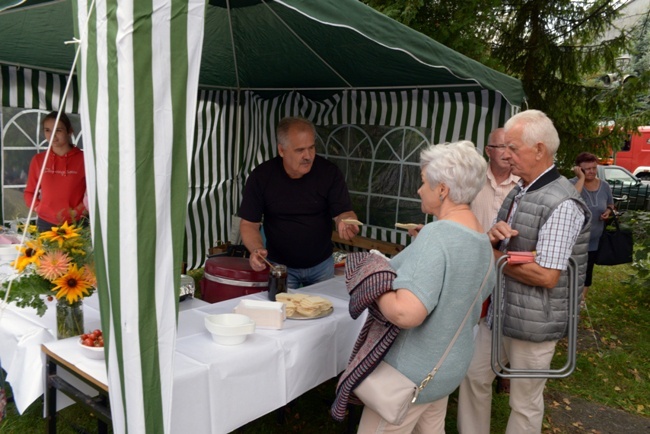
[486,144,507,150]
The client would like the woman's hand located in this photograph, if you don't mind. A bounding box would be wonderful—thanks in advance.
[573,166,585,180]
[407,224,424,238]
[600,206,614,221]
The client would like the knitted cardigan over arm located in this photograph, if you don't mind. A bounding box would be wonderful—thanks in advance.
[331,252,400,422]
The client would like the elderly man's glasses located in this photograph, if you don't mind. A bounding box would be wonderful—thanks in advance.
[486,144,507,150]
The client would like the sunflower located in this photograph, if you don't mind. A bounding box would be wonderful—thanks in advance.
[17,223,38,235]
[36,250,71,280]
[11,240,45,272]
[51,264,94,303]
[39,221,81,248]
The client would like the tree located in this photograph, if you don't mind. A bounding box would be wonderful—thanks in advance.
[362,0,650,167]
[361,0,502,68]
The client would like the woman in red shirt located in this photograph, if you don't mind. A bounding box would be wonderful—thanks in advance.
[24,111,87,232]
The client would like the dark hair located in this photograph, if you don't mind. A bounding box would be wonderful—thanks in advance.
[43,111,73,133]
[276,116,315,148]
[575,152,598,165]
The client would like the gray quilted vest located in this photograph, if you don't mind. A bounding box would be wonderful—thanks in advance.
[496,168,590,342]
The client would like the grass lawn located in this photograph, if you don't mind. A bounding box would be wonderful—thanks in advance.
[1,263,648,433]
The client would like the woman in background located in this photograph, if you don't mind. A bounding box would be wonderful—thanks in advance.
[571,152,614,303]
[357,141,495,433]
[24,111,87,232]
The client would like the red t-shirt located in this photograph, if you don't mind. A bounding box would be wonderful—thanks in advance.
[24,146,87,225]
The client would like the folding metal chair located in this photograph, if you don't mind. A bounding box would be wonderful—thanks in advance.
[491,256,579,379]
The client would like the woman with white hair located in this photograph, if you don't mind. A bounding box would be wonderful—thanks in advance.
[357,141,496,433]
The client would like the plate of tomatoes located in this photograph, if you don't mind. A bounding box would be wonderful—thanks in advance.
[78,329,105,359]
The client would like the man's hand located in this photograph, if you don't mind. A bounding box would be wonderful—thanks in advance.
[488,221,519,247]
[335,212,360,241]
[249,248,269,272]
[337,219,360,240]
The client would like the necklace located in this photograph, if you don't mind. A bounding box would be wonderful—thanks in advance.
[582,181,600,207]
[439,207,471,220]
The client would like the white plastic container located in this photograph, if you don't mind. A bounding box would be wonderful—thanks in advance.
[78,339,105,360]
[233,299,285,329]
[204,313,255,345]
[0,244,20,264]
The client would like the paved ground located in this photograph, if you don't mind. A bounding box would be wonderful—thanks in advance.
[545,391,650,434]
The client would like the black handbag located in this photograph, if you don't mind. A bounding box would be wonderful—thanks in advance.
[595,215,633,266]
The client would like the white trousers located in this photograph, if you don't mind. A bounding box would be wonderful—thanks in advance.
[357,396,449,434]
[457,318,557,434]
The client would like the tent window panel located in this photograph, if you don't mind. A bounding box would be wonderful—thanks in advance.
[377,127,429,164]
[350,193,368,222]
[371,162,403,198]
[400,164,422,200]
[374,133,399,161]
[368,196,399,228]
[3,186,28,222]
[321,125,373,160]
[396,198,424,226]
[3,149,34,187]
[337,158,370,193]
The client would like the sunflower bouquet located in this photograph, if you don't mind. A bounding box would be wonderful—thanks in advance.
[1,222,95,319]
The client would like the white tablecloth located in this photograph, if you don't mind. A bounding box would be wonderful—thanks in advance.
[3,276,366,433]
[0,295,102,413]
[0,292,202,413]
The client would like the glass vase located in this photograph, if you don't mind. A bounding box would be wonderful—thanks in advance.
[56,298,84,339]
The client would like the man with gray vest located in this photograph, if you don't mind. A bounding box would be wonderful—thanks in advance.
[457,110,590,434]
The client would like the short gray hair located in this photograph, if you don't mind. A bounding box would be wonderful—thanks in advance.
[420,141,487,204]
[504,110,560,156]
[276,116,316,148]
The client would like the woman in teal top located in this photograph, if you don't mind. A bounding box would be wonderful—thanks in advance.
[358,141,496,433]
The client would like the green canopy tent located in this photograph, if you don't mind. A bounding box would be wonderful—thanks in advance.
[1,0,525,269]
[0,0,525,432]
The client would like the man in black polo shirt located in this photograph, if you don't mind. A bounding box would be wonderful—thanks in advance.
[238,116,359,288]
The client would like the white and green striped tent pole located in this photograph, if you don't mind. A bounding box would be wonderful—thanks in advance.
[73,0,205,431]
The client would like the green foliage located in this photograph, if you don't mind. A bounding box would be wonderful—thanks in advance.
[0,273,52,316]
[490,0,648,166]
[621,211,650,295]
[362,0,650,167]
[362,0,503,67]
[547,263,650,418]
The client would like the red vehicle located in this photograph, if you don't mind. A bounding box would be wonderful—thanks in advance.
[614,126,650,180]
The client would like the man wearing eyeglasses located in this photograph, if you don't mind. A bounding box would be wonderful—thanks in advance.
[470,128,520,233]
[467,128,520,399]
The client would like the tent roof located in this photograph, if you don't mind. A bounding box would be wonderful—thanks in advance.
[0,0,525,106]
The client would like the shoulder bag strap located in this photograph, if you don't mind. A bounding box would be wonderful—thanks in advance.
[416,255,495,394]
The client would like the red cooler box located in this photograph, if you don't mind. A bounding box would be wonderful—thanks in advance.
[201,257,269,303]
